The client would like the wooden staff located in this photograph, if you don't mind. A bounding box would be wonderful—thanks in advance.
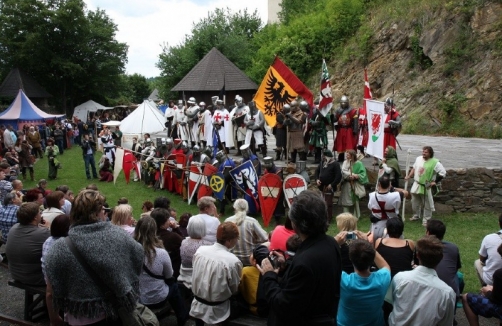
[401,148,412,221]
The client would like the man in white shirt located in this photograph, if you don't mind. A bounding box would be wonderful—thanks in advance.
[475,213,502,286]
[190,222,242,326]
[187,196,220,243]
[368,175,401,242]
[389,235,456,326]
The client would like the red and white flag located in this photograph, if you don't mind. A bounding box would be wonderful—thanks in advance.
[319,59,333,117]
[363,68,373,109]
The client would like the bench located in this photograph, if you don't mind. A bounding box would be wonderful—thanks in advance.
[8,280,47,322]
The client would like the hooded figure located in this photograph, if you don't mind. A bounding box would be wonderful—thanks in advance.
[379,146,401,188]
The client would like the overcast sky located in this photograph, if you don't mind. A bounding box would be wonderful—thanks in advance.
[84,0,269,78]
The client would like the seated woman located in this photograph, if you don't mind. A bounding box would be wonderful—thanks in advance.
[269,216,295,253]
[99,156,113,182]
[375,218,415,321]
[463,243,502,326]
[41,191,65,227]
[41,214,70,279]
[225,199,268,266]
[151,208,183,279]
[178,213,192,238]
[333,213,360,274]
[111,204,136,236]
[135,216,188,325]
[177,216,212,307]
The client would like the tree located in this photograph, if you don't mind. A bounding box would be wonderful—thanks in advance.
[156,8,262,100]
[127,73,150,103]
[0,0,128,115]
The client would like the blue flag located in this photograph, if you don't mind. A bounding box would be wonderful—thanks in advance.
[212,130,219,158]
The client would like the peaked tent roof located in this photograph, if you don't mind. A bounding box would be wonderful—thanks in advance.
[171,47,258,92]
[120,100,165,135]
[73,100,112,121]
[0,68,52,98]
[148,89,160,101]
[0,89,64,122]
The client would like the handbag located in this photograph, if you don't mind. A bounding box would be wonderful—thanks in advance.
[65,237,159,326]
[353,181,366,199]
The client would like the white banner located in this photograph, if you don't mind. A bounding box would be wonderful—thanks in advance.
[113,147,125,184]
[366,100,385,160]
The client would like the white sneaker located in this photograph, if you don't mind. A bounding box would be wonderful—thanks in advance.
[409,215,420,221]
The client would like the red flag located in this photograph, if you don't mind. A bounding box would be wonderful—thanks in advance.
[254,56,313,126]
[363,68,373,110]
[319,59,333,116]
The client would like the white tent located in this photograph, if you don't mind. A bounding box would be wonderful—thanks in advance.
[73,100,113,121]
[120,99,166,135]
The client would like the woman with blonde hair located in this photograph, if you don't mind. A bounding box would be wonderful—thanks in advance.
[334,212,367,274]
[112,204,135,236]
[134,216,188,325]
[340,149,368,219]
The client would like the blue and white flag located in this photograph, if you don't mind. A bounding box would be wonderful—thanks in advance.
[229,160,259,200]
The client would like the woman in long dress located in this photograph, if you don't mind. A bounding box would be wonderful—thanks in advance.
[44,138,60,180]
[340,149,368,218]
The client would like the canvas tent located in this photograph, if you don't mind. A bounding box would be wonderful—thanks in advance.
[0,89,64,129]
[73,100,113,122]
[120,100,166,148]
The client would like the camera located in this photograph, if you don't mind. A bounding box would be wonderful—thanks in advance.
[269,254,279,269]
[346,232,356,240]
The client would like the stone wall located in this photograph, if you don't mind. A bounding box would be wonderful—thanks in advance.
[304,166,502,214]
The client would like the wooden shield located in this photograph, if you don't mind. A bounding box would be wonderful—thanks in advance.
[188,164,202,205]
[258,173,283,227]
[283,174,308,208]
[198,163,217,200]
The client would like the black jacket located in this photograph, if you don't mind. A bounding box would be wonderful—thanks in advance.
[81,139,96,156]
[262,234,341,326]
[315,160,342,190]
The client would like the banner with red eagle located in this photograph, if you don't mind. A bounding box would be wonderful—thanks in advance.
[319,59,333,117]
[253,57,313,126]
[366,99,385,159]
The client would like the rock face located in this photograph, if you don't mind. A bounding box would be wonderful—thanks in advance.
[329,2,502,132]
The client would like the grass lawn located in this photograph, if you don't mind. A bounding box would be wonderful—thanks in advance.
[24,145,498,294]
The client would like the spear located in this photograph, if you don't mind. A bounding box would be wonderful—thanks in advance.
[401,148,412,221]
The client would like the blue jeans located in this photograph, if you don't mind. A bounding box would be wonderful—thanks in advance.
[83,154,98,179]
[56,139,64,154]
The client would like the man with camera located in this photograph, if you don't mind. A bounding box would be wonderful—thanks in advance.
[81,133,98,180]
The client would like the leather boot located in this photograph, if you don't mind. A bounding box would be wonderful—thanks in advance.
[275,149,281,161]
[261,145,267,157]
[299,151,307,161]
[30,170,34,181]
[236,141,242,156]
[314,148,322,164]
[290,151,297,163]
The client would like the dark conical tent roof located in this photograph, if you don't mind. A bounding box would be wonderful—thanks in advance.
[171,47,257,92]
[0,68,52,98]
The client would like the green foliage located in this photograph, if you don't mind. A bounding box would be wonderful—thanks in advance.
[126,74,150,104]
[442,26,476,77]
[0,0,128,114]
[401,110,433,135]
[156,8,262,100]
[278,0,326,24]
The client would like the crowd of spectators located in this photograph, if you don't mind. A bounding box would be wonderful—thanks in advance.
[1,175,502,326]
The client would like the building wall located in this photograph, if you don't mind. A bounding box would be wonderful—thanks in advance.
[268,0,281,24]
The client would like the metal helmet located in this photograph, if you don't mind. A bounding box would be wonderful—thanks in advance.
[290,100,298,107]
[240,144,251,160]
[299,101,309,112]
[199,101,206,107]
[203,146,213,159]
[166,137,173,145]
[181,141,188,150]
[187,97,196,104]
[295,161,307,174]
[211,96,219,106]
[385,97,394,107]
[193,145,201,152]
[263,156,275,170]
[216,150,226,163]
[283,104,291,114]
[340,96,349,109]
[235,95,243,107]
[161,138,166,145]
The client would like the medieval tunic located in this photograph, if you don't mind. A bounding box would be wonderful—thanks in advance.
[229,105,249,142]
[287,110,307,151]
[274,111,288,148]
[334,107,358,153]
[173,107,189,141]
[212,107,230,145]
[383,108,400,150]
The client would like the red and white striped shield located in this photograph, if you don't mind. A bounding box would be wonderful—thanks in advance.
[283,174,308,208]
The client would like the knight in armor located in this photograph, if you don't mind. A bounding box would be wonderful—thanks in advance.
[333,95,359,162]
[243,100,266,157]
[164,100,177,138]
[295,160,310,185]
[100,128,116,166]
[315,150,342,223]
[197,102,212,148]
[263,156,286,225]
[308,100,329,164]
[274,104,290,161]
[215,150,236,216]
[173,100,189,142]
[141,138,156,187]
[212,97,230,153]
[286,100,307,163]
[239,144,261,215]
[383,97,402,150]
[185,97,200,147]
[230,95,249,156]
